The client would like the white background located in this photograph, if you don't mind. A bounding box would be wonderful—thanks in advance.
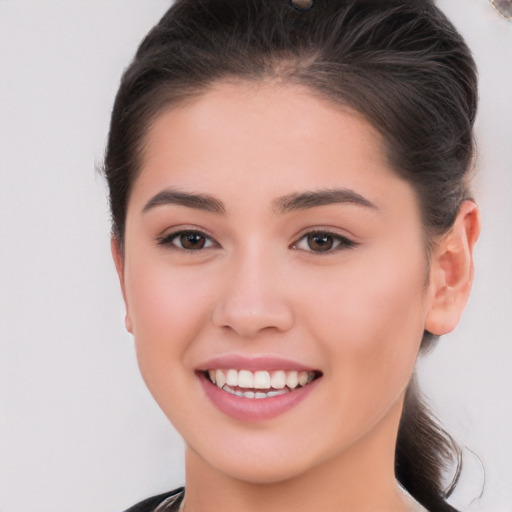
[0,1,510,511]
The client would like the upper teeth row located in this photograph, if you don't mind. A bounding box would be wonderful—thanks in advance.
[208,369,314,390]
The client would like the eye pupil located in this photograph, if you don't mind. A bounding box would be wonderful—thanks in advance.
[180,232,206,250]
[307,233,333,252]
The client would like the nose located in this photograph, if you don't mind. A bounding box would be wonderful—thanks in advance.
[211,247,294,337]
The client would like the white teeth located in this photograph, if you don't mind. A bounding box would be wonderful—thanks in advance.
[266,389,288,398]
[207,368,317,396]
[286,371,299,389]
[223,384,236,395]
[253,370,271,389]
[226,369,238,387]
[270,370,286,389]
[299,371,309,386]
[215,369,226,388]
[238,370,254,388]
[220,384,302,399]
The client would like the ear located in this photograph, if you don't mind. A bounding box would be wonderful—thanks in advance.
[111,237,133,333]
[425,200,481,336]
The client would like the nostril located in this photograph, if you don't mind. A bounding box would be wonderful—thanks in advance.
[211,297,294,336]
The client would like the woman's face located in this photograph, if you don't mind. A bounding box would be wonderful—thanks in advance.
[117,82,436,484]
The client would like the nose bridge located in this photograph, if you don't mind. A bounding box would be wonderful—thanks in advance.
[212,240,293,336]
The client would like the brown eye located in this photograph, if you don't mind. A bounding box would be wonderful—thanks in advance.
[292,230,357,253]
[158,230,215,251]
[307,233,334,252]
[180,232,206,250]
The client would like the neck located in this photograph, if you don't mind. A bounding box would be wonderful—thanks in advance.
[181,399,423,512]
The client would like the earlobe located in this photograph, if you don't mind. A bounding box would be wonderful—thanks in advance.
[425,200,481,336]
[110,237,133,334]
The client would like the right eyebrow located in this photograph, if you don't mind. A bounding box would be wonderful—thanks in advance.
[142,189,226,215]
[273,188,378,213]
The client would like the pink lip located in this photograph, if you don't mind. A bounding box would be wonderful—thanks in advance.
[196,355,321,422]
[199,373,320,422]
[197,354,316,372]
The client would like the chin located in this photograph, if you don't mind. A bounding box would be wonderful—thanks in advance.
[188,438,330,486]
[216,459,314,485]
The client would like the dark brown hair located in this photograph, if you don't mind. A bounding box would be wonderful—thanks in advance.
[104,1,478,510]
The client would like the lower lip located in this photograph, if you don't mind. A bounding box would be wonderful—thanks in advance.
[198,372,320,422]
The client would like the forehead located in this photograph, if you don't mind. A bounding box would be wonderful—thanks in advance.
[134,81,416,215]
[143,80,386,162]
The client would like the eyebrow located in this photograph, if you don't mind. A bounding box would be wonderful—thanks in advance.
[272,188,378,213]
[142,187,377,216]
[142,189,225,215]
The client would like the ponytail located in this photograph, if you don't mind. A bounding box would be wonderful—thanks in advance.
[396,375,462,512]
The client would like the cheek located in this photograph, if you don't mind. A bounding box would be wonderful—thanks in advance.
[293,250,428,440]
[298,246,428,379]
[124,254,215,371]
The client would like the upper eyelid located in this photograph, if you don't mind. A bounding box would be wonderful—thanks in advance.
[158,225,215,239]
[292,227,357,244]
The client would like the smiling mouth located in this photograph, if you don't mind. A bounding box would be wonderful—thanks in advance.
[203,369,322,399]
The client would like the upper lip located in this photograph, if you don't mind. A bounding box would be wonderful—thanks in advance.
[196,354,318,372]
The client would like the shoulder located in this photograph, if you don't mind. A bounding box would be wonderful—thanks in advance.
[122,488,184,512]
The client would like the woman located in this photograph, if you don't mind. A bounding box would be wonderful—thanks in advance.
[104,0,480,511]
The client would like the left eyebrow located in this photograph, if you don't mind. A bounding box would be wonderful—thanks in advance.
[273,188,378,213]
[142,189,226,215]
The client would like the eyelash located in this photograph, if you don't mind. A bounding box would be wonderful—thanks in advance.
[157,229,358,254]
[291,230,358,253]
[157,229,217,251]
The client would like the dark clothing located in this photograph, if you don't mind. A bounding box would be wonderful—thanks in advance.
[123,488,184,512]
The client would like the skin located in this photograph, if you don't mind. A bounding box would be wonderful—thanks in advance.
[112,82,480,512]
